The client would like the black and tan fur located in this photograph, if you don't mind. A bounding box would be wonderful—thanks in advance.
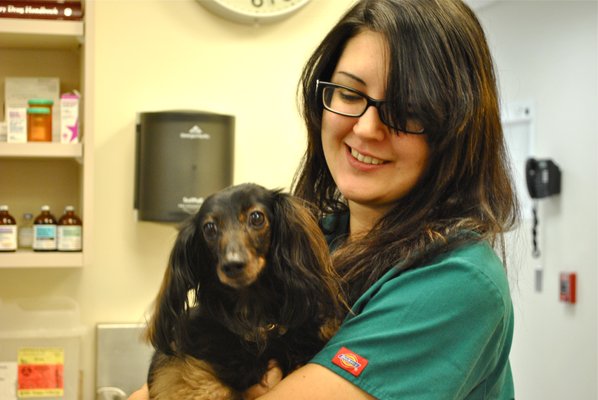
[146,183,345,399]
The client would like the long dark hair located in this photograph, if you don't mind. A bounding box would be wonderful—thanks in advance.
[292,0,519,302]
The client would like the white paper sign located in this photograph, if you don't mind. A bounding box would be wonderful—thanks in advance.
[0,362,18,400]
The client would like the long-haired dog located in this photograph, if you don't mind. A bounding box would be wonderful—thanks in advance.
[145,183,345,399]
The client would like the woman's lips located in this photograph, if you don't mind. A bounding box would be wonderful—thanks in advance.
[349,146,386,165]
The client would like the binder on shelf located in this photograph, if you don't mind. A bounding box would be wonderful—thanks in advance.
[0,1,83,21]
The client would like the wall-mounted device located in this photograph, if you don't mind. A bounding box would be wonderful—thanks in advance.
[525,158,561,259]
[525,158,561,199]
[559,272,576,304]
[134,111,234,222]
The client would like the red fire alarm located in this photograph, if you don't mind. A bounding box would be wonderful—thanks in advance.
[559,273,576,304]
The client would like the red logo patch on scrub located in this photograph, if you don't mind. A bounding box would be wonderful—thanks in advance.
[332,347,369,377]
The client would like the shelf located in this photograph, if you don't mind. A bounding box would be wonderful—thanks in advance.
[0,250,83,268]
[0,4,92,270]
[0,18,83,49]
[0,142,82,158]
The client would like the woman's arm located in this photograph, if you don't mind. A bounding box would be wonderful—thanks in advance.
[127,384,148,400]
[126,364,373,400]
[256,363,375,400]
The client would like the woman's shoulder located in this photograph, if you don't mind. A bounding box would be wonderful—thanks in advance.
[432,240,511,299]
[356,240,512,314]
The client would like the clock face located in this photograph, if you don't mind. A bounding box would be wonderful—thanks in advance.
[200,0,311,24]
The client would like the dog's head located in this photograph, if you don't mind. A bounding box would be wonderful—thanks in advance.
[147,183,344,355]
[199,183,274,289]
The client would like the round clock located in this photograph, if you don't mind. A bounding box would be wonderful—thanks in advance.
[199,0,311,25]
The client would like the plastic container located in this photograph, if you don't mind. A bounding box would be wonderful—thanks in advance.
[33,206,57,251]
[18,213,34,249]
[57,206,82,252]
[0,297,85,400]
[27,107,52,142]
[0,205,17,252]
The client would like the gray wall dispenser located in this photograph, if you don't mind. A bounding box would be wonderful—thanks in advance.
[134,110,234,222]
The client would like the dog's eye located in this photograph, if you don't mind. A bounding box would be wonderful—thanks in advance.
[248,211,265,228]
[203,222,218,238]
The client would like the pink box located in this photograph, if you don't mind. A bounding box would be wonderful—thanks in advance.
[60,92,80,143]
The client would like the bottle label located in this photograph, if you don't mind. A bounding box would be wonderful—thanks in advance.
[33,225,57,250]
[57,226,82,251]
[0,225,17,251]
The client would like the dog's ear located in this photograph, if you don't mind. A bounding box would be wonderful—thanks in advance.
[269,192,344,327]
[146,216,205,354]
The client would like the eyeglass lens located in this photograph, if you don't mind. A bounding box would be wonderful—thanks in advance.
[321,83,424,134]
[322,86,369,117]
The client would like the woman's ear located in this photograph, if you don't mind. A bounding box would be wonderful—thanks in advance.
[146,217,201,354]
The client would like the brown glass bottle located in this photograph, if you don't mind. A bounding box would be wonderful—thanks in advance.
[0,205,17,251]
[57,206,82,252]
[33,205,57,251]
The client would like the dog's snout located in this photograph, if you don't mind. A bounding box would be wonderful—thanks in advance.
[222,261,245,277]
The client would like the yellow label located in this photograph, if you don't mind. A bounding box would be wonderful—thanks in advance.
[17,348,64,365]
[17,388,64,398]
[17,348,64,398]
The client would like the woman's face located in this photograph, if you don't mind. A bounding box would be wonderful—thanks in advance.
[321,30,430,216]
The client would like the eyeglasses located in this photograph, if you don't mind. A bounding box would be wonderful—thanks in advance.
[316,80,425,134]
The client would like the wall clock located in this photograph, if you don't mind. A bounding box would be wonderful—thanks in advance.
[199,0,311,25]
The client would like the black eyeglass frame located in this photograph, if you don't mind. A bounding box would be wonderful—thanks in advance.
[316,79,425,135]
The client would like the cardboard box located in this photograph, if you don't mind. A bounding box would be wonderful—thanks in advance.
[6,107,27,143]
[0,121,6,142]
[60,92,80,143]
[4,77,60,140]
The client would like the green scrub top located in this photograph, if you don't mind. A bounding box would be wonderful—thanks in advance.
[311,213,515,399]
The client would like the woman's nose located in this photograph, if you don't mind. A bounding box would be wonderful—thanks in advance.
[352,105,388,140]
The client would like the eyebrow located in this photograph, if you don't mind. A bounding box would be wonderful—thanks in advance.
[336,71,367,86]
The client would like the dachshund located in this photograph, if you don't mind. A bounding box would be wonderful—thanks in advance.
[145,183,346,400]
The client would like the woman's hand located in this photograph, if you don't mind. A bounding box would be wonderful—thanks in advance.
[243,360,283,400]
[127,383,149,400]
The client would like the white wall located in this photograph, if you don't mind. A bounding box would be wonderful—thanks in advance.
[478,1,598,399]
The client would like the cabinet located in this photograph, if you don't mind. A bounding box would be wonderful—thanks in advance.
[0,11,93,268]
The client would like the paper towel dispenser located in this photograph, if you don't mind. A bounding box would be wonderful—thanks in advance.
[134,111,234,222]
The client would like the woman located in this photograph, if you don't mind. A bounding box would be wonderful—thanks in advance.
[257,0,518,397]
[130,0,518,398]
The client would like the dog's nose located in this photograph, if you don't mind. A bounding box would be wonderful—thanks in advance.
[222,261,245,277]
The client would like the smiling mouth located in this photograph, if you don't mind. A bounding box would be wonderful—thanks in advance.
[350,147,385,165]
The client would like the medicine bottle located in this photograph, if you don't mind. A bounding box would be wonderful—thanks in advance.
[57,206,82,252]
[33,205,57,251]
[18,212,34,249]
[0,205,17,252]
[27,107,52,142]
